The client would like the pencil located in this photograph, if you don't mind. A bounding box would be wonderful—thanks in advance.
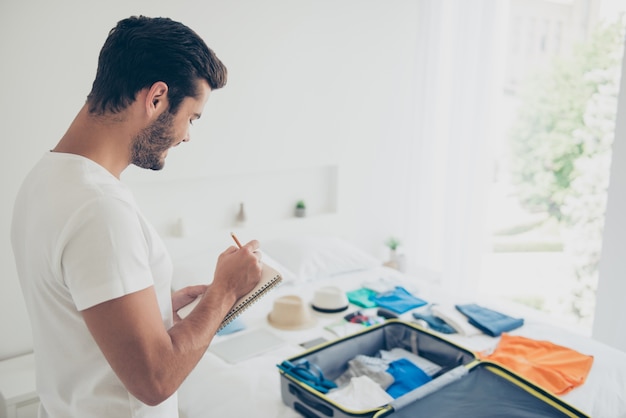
[230,232,243,248]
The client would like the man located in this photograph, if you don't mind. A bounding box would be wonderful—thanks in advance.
[10,16,263,417]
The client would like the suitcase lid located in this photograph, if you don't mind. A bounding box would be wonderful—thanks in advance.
[376,361,589,418]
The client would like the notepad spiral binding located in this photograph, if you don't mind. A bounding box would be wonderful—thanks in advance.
[218,274,283,331]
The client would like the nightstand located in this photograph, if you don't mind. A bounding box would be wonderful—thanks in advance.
[0,353,39,418]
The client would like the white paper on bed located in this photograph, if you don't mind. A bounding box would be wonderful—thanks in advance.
[208,328,286,364]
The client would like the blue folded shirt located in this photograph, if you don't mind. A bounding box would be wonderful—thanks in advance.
[371,286,427,314]
[455,303,524,337]
[386,358,432,398]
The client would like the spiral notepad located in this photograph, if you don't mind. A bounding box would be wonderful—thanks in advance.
[177,263,282,331]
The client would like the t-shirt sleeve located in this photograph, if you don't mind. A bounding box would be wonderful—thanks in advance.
[60,196,155,311]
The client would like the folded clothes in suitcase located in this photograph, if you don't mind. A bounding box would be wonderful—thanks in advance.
[277,320,588,418]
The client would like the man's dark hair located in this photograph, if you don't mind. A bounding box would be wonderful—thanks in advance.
[87,16,227,115]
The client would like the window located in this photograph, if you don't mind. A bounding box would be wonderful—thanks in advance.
[478,1,625,334]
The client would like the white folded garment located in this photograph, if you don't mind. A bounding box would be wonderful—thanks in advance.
[431,305,482,336]
[335,355,394,389]
[326,375,394,411]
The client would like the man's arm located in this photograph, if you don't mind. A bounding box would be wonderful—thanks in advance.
[81,241,262,406]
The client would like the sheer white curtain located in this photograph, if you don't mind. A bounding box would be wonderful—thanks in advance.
[401,0,508,298]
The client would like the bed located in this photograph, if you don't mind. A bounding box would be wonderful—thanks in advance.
[165,235,626,418]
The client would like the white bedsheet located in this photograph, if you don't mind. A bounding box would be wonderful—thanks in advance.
[176,266,626,418]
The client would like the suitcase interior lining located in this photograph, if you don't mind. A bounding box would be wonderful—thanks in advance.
[297,322,475,382]
[388,364,577,418]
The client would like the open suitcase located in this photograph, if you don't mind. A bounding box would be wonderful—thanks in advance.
[278,320,589,418]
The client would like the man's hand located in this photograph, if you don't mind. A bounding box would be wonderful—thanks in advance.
[210,239,263,308]
[172,285,207,323]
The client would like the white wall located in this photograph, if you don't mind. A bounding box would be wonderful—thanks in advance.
[0,0,420,359]
[3,0,625,361]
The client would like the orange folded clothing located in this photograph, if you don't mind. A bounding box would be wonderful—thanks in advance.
[479,333,594,395]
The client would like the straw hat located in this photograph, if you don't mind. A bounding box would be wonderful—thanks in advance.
[267,295,317,330]
[311,286,349,314]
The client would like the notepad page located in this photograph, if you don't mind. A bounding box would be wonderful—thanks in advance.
[177,263,282,329]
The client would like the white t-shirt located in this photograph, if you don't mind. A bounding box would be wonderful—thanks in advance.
[11,152,178,418]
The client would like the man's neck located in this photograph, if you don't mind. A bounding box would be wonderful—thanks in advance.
[53,105,137,179]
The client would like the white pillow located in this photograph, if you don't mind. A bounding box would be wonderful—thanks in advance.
[260,251,298,283]
[261,236,381,282]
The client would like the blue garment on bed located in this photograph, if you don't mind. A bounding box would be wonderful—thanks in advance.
[217,317,246,335]
[385,358,432,398]
[371,286,427,314]
[455,303,524,337]
[412,308,457,334]
[346,288,379,308]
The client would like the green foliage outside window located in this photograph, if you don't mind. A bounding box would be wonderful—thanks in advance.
[510,17,625,222]
[509,16,626,324]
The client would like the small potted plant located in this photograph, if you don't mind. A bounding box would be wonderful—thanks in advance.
[385,236,400,252]
[384,236,403,270]
[295,200,306,217]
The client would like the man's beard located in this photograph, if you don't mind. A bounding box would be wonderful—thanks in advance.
[130,111,176,171]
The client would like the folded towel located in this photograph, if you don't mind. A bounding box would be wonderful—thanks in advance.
[455,303,524,337]
[371,286,427,314]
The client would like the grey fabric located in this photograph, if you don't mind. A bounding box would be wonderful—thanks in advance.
[335,355,395,389]
[390,365,468,410]
[390,364,578,418]
[302,323,474,382]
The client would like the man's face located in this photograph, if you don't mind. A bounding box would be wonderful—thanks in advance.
[131,81,211,171]
[130,110,176,171]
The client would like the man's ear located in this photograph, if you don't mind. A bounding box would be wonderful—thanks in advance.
[146,81,169,116]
